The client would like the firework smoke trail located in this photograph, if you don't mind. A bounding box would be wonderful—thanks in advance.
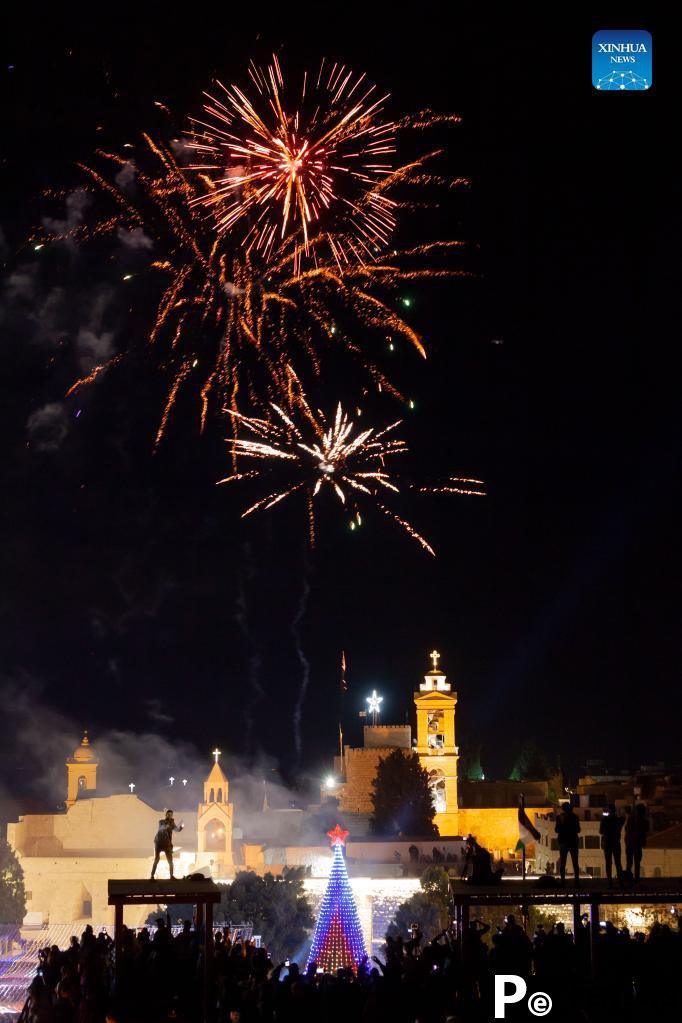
[291,552,311,762]
[37,87,471,442]
[217,369,486,555]
[234,542,264,753]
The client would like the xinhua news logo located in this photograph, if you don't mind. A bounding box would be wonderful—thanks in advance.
[592,30,652,91]
[494,975,552,1018]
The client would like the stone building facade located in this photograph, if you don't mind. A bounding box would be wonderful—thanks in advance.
[7,736,233,927]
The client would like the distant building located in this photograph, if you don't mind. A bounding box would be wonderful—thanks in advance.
[327,652,555,858]
[535,775,682,879]
[6,650,559,935]
[7,735,232,927]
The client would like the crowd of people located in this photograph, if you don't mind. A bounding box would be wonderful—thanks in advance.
[17,904,682,1023]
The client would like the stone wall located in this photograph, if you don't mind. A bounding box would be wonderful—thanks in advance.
[457,807,550,858]
[17,856,157,927]
[336,748,398,814]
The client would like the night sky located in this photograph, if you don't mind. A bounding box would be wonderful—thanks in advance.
[1,9,678,807]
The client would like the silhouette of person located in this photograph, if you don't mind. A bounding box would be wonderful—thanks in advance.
[151,809,184,880]
[555,802,581,884]
[600,803,624,884]
[461,835,503,885]
[624,803,649,881]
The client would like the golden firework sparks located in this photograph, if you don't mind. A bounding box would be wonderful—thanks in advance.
[38,71,471,443]
[187,56,396,269]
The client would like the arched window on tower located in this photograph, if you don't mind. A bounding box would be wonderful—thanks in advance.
[204,818,226,852]
[217,789,223,803]
[427,711,445,750]
[209,788,215,803]
[428,769,447,813]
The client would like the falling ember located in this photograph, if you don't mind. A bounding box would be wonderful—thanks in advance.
[187,57,397,269]
[216,369,484,555]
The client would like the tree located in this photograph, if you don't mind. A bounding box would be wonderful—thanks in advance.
[370,749,438,837]
[509,742,551,781]
[387,865,451,941]
[0,837,26,924]
[216,868,314,963]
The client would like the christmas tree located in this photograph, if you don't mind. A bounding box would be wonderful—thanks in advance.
[307,824,368,973]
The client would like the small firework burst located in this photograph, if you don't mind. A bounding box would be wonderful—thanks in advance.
[217,370,485,555]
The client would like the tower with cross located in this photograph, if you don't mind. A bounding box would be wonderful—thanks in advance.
[414,649,459,834]
[196,747,234,876]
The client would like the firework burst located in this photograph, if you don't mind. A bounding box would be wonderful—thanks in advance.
[217,370,485,555]
[188,56,396,269]
[38,69,471,443]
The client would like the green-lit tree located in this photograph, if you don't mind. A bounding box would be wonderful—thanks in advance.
[509,742,551,781]
[370,749,438,837]
[216,868,314,962]
[0,837,26,924]
[460,744,485,781]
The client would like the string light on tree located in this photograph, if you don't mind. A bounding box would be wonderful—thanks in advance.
[366,689,383,725]
[306,825,368,974]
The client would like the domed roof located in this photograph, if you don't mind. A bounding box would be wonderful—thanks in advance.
[71,731,97,763]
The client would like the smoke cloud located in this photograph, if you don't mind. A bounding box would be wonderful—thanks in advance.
[26,402,70,451]
[0,675,329,849]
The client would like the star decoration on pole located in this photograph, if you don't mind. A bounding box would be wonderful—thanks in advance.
[366,689,383,724]
[327,823,350,847]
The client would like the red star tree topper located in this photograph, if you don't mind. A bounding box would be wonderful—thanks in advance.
[327,823,349,846]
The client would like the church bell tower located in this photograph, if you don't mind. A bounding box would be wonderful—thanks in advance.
[196,749,233,877]
[414,651,459,835]
[66,731,98,808]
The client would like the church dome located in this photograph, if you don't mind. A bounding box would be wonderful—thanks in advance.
[71,731,96,763]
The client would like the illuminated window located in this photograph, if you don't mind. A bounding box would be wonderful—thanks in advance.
[78,776,87,790]
[427,711,445,750]
[205,818,226,852]
[428,769,447,813]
